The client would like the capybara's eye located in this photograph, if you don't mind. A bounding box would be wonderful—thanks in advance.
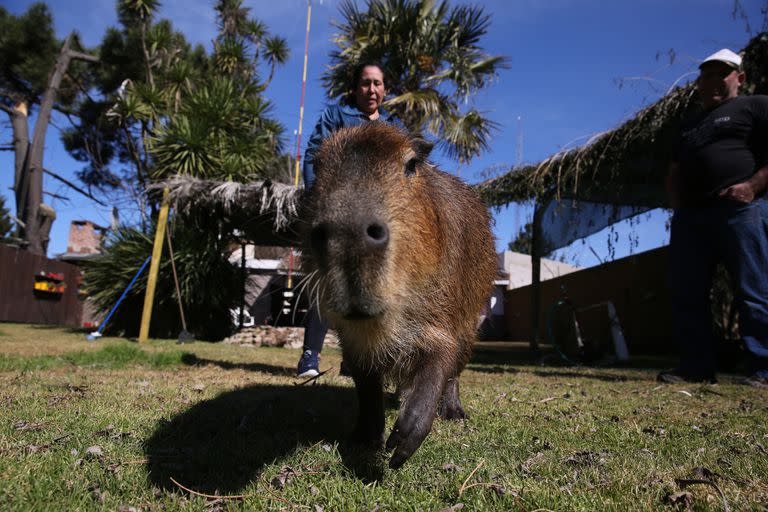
[404,158,417,177]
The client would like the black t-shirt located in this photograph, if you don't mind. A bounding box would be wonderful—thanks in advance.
[677,95,768,205]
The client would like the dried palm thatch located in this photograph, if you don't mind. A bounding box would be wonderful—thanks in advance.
[475,32,768,209]
[154,34,767,229]
[151,176,300,245]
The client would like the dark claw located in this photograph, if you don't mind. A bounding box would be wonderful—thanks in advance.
[384,409,433,467]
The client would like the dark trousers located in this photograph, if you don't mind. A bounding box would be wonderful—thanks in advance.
[668,198,768,378]
[303,305,329,353]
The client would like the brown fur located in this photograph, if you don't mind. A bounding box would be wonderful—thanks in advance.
[300,123,496,468]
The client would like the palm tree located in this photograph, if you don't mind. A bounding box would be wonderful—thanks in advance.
[213,0,289,89]
[323,0,508,166]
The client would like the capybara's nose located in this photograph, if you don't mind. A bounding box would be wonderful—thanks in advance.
[309,218,389,260]
[363,220,389,251]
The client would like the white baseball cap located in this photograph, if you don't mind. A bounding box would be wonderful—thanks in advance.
[699,48,742,70]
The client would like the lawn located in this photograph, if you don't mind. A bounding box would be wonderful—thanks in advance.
[0,323,766,511]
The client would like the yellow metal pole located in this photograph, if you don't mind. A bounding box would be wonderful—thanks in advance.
[138,188,170,343]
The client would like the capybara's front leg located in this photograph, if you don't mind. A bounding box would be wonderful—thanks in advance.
[385,360,447,468]
[351,371,385,447]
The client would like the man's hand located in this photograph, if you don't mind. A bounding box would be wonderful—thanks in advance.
[719,181,756,203]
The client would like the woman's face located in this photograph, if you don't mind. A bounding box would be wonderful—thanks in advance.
[354,66,386,116]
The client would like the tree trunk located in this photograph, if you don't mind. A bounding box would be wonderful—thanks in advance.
[10,101,30,229]
[21,33,98,255]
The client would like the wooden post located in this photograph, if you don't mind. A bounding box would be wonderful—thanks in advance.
[530,194,553,354]
[239,240,246,329]
[530,205,542,354]
[138,188,170,343]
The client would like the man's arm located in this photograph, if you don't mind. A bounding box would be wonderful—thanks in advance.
[719,166,768,203]
[721,96,768,203]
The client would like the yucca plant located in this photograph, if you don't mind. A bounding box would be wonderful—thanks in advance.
[148,76,281,181]
[85,214,240,340]
[323,0,508,166]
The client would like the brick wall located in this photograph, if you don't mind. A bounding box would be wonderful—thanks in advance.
[66,221,105,254]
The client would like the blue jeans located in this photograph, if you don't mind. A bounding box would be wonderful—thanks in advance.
[668,197,768,378]
[302,304,329,353]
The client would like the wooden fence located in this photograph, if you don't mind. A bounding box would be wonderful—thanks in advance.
[0,244,83,327]
[504,246,673,353]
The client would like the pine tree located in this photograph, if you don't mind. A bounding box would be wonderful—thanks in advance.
[0,3,97,254]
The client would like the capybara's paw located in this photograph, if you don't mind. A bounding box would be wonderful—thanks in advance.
[437,401,467,420]
[385,413,432,469]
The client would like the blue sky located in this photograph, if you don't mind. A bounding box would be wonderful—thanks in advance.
[2,0,765,265]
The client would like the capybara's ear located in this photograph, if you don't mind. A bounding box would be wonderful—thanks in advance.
[410,135,434,161]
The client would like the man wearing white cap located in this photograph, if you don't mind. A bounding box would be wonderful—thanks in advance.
[661,48,768,387]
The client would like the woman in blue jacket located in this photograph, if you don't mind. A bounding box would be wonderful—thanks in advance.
[298,62,405,377]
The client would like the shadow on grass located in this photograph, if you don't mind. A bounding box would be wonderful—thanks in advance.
[529,370,639,382]
[466,364,520,374]
[470,344,540,367]
[144,383,388,493]
[180,353,294,377]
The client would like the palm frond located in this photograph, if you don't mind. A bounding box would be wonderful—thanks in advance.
[322,0,507,165]
[439,109,500,164]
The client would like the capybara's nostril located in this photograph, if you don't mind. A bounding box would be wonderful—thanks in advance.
[310,223,329,257]
[365,221,389,248]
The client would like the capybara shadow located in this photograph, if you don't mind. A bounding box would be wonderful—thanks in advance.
[144,383,393,492]
[180,353,294,377]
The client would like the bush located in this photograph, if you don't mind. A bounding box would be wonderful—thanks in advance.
[84,214,240,340]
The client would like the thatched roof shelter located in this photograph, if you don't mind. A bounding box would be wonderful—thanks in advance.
[472,32,768,350]
[155,175,301,246]
[476,32,768,210]
[156,33,767,251]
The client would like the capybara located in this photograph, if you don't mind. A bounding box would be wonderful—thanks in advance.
[300,122,496,468]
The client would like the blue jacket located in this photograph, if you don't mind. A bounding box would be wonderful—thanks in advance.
[303,103,405,189]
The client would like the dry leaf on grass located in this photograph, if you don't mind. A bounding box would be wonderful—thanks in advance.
[26,444,50,454]
[642,426,666,437]
[88,482,106,503]
[270,466,296,489]
[95,424,115,435]
[664,490,693,509]
[14,420,45,431]
[85,445,104,459]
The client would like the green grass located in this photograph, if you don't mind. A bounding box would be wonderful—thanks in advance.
[0,324,766,511]
[0,343,190,372]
